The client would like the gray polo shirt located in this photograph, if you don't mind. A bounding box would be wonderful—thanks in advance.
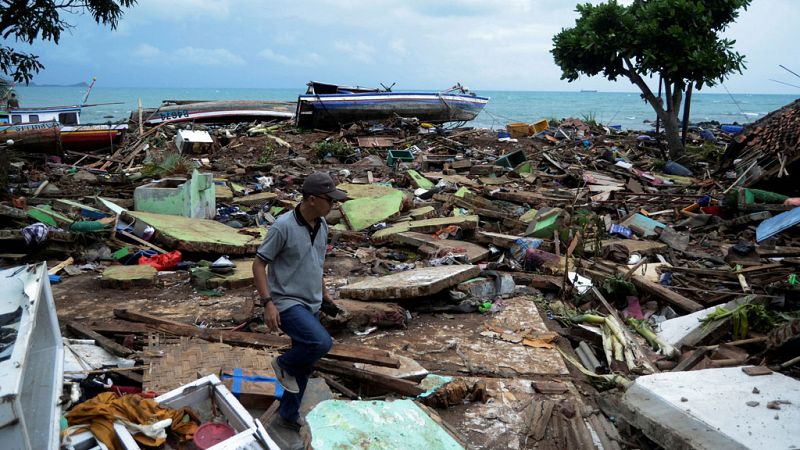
[256,206,327,313]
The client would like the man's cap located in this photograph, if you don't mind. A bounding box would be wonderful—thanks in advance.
[302,172,347,200]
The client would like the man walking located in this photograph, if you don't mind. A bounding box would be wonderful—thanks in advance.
[252,171,346,432]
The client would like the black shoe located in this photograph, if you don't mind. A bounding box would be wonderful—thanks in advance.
[274,415,302,432]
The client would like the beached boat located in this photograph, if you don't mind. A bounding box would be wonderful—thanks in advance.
[133,99,296,125]
[295,81,489,129]
[0,79,127,152]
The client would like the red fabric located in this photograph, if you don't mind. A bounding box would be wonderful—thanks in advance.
[138,250,181,271]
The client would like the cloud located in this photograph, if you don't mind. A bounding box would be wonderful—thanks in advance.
[390,39,407,56]
[173,47,246,66]
[333,41,375,63]
[132,43,163,59]
[131,44,245,66]
[127,0,232,21]
[259,48,323,66]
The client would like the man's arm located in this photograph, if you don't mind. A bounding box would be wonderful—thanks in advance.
[253,257,280,331]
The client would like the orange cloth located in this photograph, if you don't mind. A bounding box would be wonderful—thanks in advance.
[65,392,198,450]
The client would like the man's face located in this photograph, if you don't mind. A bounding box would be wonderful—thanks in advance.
[310,194,337,217]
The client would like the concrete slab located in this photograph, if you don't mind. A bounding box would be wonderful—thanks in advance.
[657,297,750,348]
[100,265,157,289]
[340,191,404,231]
[206,259,255,289]
[409,206,436,220]
[340,265,481,300]
[128,211,264,254]
[392,231,490,263]
[656,305,717,347]
[620,367,800,450]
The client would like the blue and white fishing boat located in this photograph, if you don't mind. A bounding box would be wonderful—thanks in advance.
[295,81,489,129]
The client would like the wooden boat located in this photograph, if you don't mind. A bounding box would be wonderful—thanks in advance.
[133,100,296,125]
[61,124,128,151]
[0,79,126,152]
[295,81,489,129]
[0,120,61,153]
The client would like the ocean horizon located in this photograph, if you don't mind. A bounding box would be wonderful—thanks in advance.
[12,85,799,132]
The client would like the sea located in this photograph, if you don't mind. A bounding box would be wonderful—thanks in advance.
[12,85,799,132]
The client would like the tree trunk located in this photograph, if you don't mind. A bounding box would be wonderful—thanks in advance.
[622,60,685,159]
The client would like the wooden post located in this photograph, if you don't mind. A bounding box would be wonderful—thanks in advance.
[138,97,143,136]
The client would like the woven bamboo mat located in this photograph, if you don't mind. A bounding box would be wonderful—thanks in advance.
[143,337,277,393]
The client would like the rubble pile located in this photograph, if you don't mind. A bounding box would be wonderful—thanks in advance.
[1,108,799,449]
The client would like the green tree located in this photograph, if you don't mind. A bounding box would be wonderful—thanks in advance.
[0,0,136,84]
[552,0,750,158]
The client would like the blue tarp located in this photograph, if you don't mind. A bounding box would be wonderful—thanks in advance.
[756,207,800,242]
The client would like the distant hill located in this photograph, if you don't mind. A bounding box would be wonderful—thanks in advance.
[27,81,90,87]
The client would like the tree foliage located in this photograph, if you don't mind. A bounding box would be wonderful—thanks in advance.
[552,0,750,158]
[0,0,136,83]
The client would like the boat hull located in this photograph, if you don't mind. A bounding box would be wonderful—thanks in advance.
[0,121,61,153]
[134,100,296,125]
[295,92,489,129]
[61,124,128,151]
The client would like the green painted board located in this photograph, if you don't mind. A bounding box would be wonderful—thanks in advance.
[337,183,399,200]
[371,215,479,243]
[306,399,464,450]
[341,191,404,231]
[454,187,471,198]
[407,170,434,189]
[128,211,265,254]
[26,208,58,227]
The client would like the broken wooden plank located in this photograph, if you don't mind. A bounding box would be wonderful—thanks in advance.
[113,309,400,368]
[66,321,135,358]
[314,359,424,397]
[48,256,74,275]
[671,347,711,372]
[627,274,704,313]
[529,400,555,441]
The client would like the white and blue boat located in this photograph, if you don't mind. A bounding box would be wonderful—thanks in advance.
[295,81,489,129]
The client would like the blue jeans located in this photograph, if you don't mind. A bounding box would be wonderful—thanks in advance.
[276,304,332,422]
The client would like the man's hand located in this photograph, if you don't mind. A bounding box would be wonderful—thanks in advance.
[263,302,280,331]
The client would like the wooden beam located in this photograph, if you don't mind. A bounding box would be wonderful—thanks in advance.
[48,256,74,275]
[628,274,704,313]
[671,347,710,372]
[118,230,168,254]
[314,359,424,397]
[113,309,400,368]
[66,321,134,357]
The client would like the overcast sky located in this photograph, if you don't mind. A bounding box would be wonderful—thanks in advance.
[20,0,800,94]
